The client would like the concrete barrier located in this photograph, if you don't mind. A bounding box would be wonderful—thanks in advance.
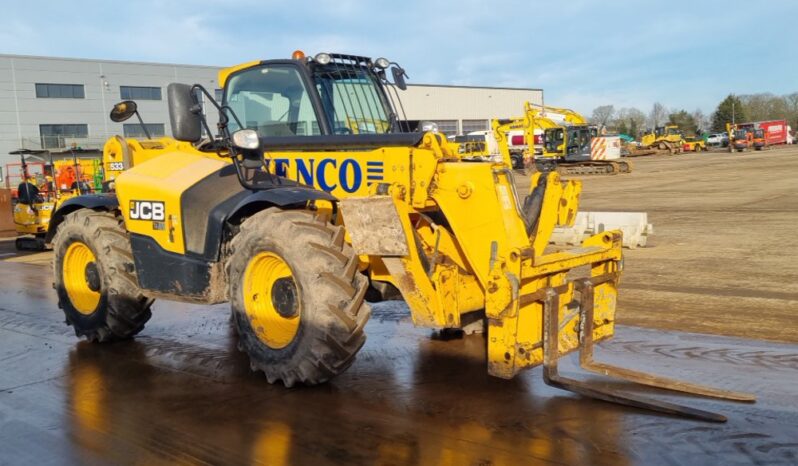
[551,211,653,249]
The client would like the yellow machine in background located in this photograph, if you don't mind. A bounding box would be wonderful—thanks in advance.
[11,150,76,250]
[13,187,55,250]
[47,51,752,422]
[640,124,684,148]
[502,102,631,175]
[628,124,685,156]
[726,122,754,152]
[490,116,529,169]
[682,137,706,152]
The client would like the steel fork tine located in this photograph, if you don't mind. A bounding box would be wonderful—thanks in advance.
[542,289,728,423]
[576,280,756,402]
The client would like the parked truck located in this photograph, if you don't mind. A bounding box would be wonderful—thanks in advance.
[755,120,791,146]
[727,120,792,152]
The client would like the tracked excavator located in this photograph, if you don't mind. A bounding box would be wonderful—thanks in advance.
[522,103,631,175]
[488,103,631,175]
[47,51,752,422]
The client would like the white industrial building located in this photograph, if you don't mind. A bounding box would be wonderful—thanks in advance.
[0,53,542,176]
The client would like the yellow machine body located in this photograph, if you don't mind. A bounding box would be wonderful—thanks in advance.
[62,53,622,380]
[14,177,76,237]
[111,121,621,379]
[682,138,706,152]
[640,124,684,148]
[14,200,53,235]
[48,53,756,421]
[102,136,204,184]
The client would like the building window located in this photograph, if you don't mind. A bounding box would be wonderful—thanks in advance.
[120,86,162,100]
[433,120,459,136]
[35,83,84,99]
[40,124,89,149]
[123,123,165,138]
[462,119,489,133]
[215,89,224,102]
[295,121,321,136]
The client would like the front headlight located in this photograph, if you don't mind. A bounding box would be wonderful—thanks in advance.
[232,129,260,150]
[374,57,390,69]
[314,53,332,65]
[420,121,439,133]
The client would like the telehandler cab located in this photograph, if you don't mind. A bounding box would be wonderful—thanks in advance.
[49,51,753,422]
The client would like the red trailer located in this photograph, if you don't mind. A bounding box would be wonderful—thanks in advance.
[755,120,789,146]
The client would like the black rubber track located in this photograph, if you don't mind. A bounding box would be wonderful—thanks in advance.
[52,209,153,342]
[227,208,371,387]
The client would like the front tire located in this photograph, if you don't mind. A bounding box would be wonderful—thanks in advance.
[227,208,371,387]
[53,209,153,342]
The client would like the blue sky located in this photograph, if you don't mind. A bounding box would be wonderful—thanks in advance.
[2,0,796,115]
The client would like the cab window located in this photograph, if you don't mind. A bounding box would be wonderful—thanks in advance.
[225,65,321,137]
[314,66,391,134]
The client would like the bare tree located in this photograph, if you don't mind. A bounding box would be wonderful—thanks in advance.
[614,107,647,136]
[786,92,798,129]
[590,105,615,131]
[648,102,668,128]
[740,93,789,122]
[626,108,646,131]
[691,108,709,133]
[785,92,798,114]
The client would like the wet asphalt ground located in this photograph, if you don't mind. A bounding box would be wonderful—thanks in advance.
[2,148,798,465]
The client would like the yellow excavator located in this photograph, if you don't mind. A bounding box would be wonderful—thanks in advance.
[508,103,631,175]
[490,117,529,169]
[47,51,751,422]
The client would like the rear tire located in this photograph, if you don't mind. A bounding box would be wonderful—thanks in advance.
[227,208,371,387]
[52,209,153,342]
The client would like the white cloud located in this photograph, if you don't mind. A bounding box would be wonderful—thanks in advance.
[1,0,796,113]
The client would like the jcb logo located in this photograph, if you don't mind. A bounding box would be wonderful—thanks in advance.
[130,200,165,221]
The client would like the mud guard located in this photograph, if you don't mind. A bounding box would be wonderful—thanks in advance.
[45,194,119,243]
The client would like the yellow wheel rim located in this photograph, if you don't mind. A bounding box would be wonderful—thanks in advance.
[62,242,101,315]
[243,252,301,349]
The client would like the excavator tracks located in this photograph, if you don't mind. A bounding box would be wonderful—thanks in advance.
[547,160,633,176]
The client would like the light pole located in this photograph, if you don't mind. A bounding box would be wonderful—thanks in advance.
[729,97,736,153]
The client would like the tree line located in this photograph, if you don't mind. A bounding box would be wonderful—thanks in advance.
[589,92,798,137]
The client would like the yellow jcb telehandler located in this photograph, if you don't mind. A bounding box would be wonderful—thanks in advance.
[47,51,752,422]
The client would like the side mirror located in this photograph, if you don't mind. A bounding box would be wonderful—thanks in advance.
[167,83,202,143]
[391,66,408,91]
[110,100,137,122]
